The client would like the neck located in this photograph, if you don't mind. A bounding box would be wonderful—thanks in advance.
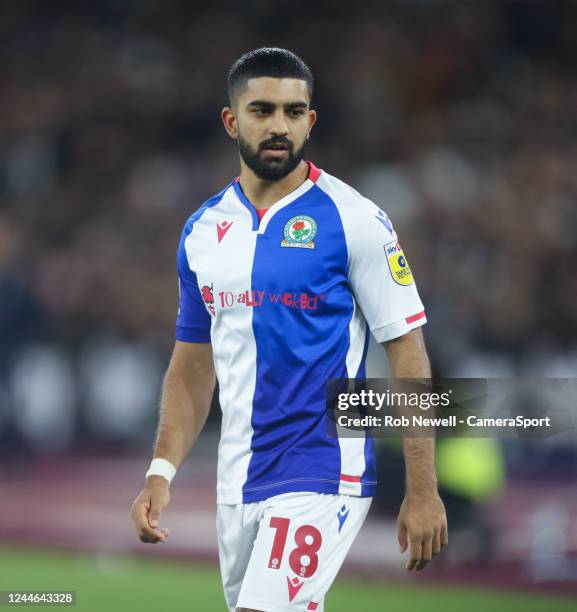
[238,159,309,209]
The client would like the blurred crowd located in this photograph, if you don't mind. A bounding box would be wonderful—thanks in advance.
[1,1,576,449]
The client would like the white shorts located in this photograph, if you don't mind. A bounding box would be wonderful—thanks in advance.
[217,491,372,612]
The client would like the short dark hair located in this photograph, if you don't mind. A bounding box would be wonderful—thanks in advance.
[227,47,314,106]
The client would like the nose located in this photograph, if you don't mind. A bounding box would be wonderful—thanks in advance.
[269,109,289,136]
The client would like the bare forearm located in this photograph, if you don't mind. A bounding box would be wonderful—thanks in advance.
[402,437,438,497]
[153,359,215,468]
[385,328,431,380]
[383,329,437,495]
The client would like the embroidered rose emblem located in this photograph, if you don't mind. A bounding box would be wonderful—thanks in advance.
[291,220,310,241]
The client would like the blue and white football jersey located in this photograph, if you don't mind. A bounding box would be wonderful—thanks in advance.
[176,162,426,504]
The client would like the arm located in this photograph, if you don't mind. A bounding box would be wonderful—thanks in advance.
[383,328,448,571]
[153,340,216,468]
[130,340,216,544]
[336,194,446,568]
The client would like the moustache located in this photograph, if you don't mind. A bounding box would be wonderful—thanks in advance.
[259,138,293,152]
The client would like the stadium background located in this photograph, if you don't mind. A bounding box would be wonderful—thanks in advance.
[1,0,576,610]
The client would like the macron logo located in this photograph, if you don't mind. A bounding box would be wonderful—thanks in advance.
[375,210,393,235]
[287,577,304,602]
[337,505,350,533]
[217,220,233,243]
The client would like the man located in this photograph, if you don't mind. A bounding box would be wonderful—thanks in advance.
[130,47,447,612]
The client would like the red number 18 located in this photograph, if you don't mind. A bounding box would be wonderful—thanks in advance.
[268,517,322,578]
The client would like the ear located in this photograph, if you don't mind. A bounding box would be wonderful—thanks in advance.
[307,109,317,139]
[221,107,238,139]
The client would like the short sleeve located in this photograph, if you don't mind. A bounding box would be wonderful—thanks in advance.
[175,223,212,343]
[346,202,426,343]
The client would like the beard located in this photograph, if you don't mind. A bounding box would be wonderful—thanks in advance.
[238,133,306,181]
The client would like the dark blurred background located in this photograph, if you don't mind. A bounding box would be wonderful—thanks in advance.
[1,0,576,603]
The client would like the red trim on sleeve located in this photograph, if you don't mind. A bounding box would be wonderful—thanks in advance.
[307,603,319,611]
[405,311,425,324]
[340,474,361,483]
[306,161,321,183]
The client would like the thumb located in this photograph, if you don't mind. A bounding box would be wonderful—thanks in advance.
[148,496,164,528]
[398,521,408,553]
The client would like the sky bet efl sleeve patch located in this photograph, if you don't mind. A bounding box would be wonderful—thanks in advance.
[384,240,414,285]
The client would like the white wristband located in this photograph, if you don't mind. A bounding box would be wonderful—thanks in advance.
[145,458,177,484]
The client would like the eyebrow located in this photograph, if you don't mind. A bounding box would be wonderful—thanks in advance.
[247,100,308,110]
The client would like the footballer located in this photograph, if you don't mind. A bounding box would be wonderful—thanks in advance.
[130,47,448,611]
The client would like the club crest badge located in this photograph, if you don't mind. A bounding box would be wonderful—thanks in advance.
[281,215,317,249]
[201,283,216,315]
[384,240,414,286]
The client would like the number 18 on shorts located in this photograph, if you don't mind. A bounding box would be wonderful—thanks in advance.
[217,492,372,612]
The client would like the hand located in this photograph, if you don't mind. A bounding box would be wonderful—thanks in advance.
[130,476,171,543]
[397,490,448,571]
